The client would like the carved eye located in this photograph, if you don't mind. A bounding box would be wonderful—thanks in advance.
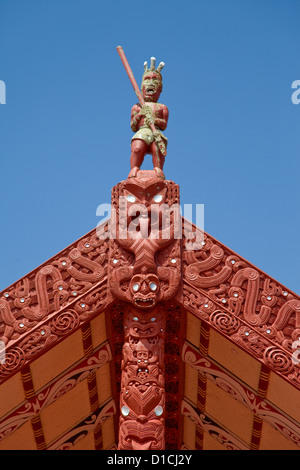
[127,195,136,203]
[153,194,163,203]
[132,283,140,292]
[150,282,157,292]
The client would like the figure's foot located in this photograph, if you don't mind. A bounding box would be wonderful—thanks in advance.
[154,167,165,179]
[128,166,139,178]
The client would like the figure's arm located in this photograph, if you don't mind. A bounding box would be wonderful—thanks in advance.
[130,104,143,132]
[154,105,169,131]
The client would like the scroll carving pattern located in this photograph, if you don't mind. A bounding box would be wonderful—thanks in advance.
[0,229,109,383]
[182,342,300,448]
[182,223,300,387]
[0,229,109,345]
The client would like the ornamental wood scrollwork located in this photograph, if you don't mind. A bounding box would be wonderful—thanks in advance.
[182,222,300,385]
[0,228,110,384]
[0,229,109,347]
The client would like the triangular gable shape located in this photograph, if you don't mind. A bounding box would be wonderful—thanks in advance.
[0,172,299,450]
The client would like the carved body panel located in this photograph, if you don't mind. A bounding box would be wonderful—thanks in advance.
[108,170,181,449]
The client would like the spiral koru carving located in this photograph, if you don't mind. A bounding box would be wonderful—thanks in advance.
[263,346,294,375]
[49,310,80,336]
[210,310,240,335]
[0,347,26,379]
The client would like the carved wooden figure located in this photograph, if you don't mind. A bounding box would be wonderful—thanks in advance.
[117,47,168,179]
[108,170,181,450]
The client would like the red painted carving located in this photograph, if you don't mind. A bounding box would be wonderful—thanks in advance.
[107,170,182,450]
[108,172,181,310]
[117,47,168,179]
[118,304,165,450]
[181,220,300,387]
[0,228,110,383]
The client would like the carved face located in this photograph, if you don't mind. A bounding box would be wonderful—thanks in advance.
[123,180,166,207]
[109,178,181,310]
[130,273,159,309]
[141,72,162,102]
[122,180,167,241]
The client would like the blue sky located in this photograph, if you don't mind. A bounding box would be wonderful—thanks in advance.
[0,0,299,294]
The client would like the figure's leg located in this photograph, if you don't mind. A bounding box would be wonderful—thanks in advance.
[151,142,165,178]
[129,139,148,178]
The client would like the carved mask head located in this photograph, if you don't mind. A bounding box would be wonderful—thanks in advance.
[141,71,162,102]
[130,273,159,309]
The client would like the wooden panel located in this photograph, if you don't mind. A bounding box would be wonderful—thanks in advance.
[186,312,201,349]
[0,373,25,418]
[96,362,112,406]
[90,313,107,348]
[30,330,84,391]
[205,380,253,445]
[182,416,196,450]
[184,363,198,405]
[0,420,36,450]
[260,420,300,450]
[101,415,115,449]
[208,329,261,390]
[267,371,300,423]
[71,431,95,450]
[202,429,227,450]
[40,379,91,445]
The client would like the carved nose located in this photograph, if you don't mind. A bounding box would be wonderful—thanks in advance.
[136,415,148,423]
[140,281,148,293]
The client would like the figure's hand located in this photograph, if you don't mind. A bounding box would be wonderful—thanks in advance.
[140,104,152,115]
[141,105,154,126]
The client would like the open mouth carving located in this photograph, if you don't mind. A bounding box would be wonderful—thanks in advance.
[134,297,156,308]
[146,86,155,95]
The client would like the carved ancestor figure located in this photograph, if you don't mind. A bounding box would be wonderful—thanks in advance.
[118,305,166,450]
[108,171,181,450]
[129,58,169,178]
[116,47,169,179]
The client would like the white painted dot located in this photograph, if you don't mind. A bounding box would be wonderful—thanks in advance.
[121,406,130,416]
[155,405,163,416]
